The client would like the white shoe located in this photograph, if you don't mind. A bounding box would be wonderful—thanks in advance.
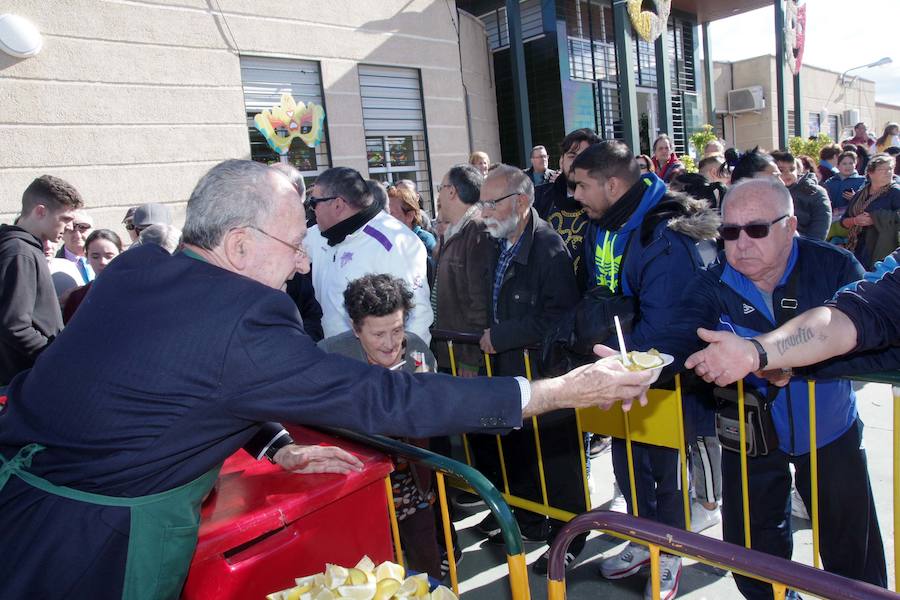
[643,554,681,600]
[599,542,650,579]
[689,501,721,533]
[609,481,627,513]
[791,488,810,520]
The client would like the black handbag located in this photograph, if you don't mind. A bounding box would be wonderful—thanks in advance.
[714,386,779,457]
[540,286,636,377]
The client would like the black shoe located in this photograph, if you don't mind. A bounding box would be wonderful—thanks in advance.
[453,491,485,509]
[531,548,576,576]
[440,547,464,579]
[475,513,500,537]
[589,435,612,458]
[487,518,549,544]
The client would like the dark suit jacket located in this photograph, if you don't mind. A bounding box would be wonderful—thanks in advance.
[0,244,521,598]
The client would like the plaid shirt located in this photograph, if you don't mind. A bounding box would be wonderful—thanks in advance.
[491,235,523,323]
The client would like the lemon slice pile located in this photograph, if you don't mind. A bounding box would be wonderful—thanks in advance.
[266,556,457,600]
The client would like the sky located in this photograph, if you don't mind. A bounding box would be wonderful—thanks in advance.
[707,0,900,106]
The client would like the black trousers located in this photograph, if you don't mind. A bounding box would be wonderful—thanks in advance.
[721,418,886,600]
[470,411,589,536]
[611,439,686,529]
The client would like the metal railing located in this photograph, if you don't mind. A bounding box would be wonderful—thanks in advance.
[546,510,899,600]
[317,427,531,600]
[431,329,900,595]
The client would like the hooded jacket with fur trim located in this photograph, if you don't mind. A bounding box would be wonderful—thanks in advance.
[583,173,721,352]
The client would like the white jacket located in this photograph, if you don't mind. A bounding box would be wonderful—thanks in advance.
[307,210,433,343]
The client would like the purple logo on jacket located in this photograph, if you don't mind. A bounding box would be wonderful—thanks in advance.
[340,252,353,267]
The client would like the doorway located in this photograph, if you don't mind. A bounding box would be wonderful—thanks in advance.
[635,89,657,157]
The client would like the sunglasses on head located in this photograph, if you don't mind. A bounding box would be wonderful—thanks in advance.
[718,214,789,241]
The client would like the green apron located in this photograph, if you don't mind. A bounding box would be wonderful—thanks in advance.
[0,443,221,600]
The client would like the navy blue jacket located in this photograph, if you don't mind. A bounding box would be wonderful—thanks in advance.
[656,238,866,455]
[0,244,521,598]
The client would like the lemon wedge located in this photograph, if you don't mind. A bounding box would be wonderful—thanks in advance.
[429,585,458,600]
[355,556,376,573]
[336,583,376,600]
[374,561,405,583]
[631,351,664,369]
[324,564,350,589]
[373,577,402,600]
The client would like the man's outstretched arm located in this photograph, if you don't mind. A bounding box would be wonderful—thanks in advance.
[685,307,858,387]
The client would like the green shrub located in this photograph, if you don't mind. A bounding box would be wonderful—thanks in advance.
[788,133,833,165]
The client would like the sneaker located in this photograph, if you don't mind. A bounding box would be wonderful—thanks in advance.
[643,554,681,600]
[531,547,575,576]
[689,501,721,533]
[440,547,463,579]
[599,542,651,579]
[589,435,612,457]
[609,481,627,513]
[453,491,485,509]
[475,513,500,537]
[791,488,810,520]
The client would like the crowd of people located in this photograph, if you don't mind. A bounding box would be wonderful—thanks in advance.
[0,120,898,600]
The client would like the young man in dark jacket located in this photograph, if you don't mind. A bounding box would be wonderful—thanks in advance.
[0,175,83,385]
[659,179,887,599]
[772,151,831,240]
[571,141,720,599]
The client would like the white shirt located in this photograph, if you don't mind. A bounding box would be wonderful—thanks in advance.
[307,210,434,343]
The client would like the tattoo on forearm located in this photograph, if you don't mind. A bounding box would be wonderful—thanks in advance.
[775,327,815,356]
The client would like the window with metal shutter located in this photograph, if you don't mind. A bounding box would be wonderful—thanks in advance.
[358,65,433,215]
[479,0,544,52]
[240,56,331,177]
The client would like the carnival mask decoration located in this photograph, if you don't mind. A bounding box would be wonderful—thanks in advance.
[627,0,671,43]
[254,94,326,155]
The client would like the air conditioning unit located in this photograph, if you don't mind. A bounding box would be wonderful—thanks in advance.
[843,109,860,127]
[727,86,766,114]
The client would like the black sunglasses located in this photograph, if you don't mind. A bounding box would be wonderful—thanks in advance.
[307,195,339,209]
[719,215,789,241]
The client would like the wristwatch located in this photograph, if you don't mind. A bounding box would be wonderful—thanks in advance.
[748,338,768,370]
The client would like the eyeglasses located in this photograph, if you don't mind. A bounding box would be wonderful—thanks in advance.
[246,225,306,256]
[124,222,135,231]
[477,192,519,210]
[718,214,789,241]
[307,195,339,209]
[73,223,92,233]
[436,183,452,193]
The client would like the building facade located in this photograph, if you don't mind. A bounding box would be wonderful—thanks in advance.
[0,1,500,233]
[713,55,900,151]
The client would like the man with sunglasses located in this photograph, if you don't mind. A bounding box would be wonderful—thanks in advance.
[305,167,433,343]
[652,178,886,599]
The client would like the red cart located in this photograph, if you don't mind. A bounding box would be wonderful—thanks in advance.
[182,426,394,599]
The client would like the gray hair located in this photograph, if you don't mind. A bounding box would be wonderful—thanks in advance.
[139,224,182,254]
[487,164,534,206]
[182,160,285,249]
[367,179,388,213]
[446,164,483,205]
[530,145,547,157]
[867,153,896,173]
[722,178,794,217]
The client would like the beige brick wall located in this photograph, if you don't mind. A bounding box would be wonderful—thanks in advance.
[1,0,497,236]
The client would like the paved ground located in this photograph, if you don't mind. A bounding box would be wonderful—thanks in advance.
[445,381,897,600]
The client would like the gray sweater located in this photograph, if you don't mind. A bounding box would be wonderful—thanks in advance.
[318,330,436,374]
[789,172,832,240]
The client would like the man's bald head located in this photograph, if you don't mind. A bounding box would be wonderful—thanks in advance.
[722,178,793,219]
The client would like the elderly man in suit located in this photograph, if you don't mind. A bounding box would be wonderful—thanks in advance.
[0,159,656,599]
